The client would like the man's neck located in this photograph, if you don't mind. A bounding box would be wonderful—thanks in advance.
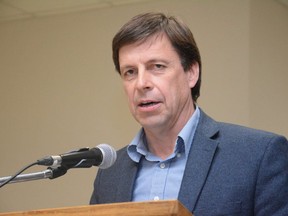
[144,107,195,160]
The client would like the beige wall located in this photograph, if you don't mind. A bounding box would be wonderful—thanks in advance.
[0,0,287,213]
[250,0,288,135]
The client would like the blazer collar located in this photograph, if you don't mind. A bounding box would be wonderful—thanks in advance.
[178,109,220,212]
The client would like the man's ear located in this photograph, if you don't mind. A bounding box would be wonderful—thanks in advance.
[186,62,199,88]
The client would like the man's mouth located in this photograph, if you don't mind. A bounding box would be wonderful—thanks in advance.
[139,101,159,107]
[136,100,162,112]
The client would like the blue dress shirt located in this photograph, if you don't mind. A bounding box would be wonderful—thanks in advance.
[127,107,200,201]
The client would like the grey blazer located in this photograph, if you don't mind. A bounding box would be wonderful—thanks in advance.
[90,109,288,216]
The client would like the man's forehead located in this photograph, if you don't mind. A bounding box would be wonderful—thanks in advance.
[124,32,170,49]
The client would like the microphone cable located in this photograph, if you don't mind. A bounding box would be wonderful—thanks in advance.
[0,161,38,188]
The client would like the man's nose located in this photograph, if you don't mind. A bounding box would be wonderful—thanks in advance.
[135,69,153,91]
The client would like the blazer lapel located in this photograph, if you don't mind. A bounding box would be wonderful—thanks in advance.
[114,150,138,202]
[178,110,219,212]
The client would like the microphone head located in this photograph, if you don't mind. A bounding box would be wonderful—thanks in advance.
[97,144,117,169]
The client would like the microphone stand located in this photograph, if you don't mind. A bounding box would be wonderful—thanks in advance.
[0,166,68,185]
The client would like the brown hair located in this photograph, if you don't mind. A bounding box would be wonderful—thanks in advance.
[112,12,202,102]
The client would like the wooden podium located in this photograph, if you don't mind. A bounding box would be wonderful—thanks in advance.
[0,200,193,216]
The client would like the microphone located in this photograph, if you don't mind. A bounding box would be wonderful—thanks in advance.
[37,144,117,169]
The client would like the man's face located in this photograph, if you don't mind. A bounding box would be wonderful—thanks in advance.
[118,33,199,132]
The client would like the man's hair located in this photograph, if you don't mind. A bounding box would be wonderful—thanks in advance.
[112,12,202,102]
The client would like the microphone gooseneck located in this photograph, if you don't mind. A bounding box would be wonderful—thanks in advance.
[0,144,117,188]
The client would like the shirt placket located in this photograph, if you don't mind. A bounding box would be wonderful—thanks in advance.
[149,160,170,201]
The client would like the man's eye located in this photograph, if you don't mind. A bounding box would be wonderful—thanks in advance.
[122,69,136,80]
[155,64,163,68]
[154,64,165,70]
[125,69,135,75]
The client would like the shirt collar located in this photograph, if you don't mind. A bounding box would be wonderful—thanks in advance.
[178,106,200,157]
[127,128,147,162]
[127,106,200,163]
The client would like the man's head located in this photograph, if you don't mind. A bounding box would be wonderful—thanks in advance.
[112,12,201,102]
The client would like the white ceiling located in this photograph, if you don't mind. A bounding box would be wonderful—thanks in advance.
[0,0,287,23]
[0,0,154,22]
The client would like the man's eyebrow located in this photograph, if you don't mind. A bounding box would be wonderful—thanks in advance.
[120,64,134,72]
[146,58,170,65]
[120,58,171,71]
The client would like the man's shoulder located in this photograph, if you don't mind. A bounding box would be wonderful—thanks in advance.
[198,108,288,153]
[199,108,285,139]
[116,145,129,158]
[102,145,132,172]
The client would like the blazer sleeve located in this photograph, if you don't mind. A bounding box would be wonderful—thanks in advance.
[254,135,288,215]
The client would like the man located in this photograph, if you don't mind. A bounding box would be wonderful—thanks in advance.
[90,12,288,215]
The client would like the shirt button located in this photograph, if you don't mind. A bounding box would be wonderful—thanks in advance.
[159,163,165,169]
[154,196,160,201]
[177,153,181,158]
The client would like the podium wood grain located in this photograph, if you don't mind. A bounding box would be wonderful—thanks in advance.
[0,200,193,216]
